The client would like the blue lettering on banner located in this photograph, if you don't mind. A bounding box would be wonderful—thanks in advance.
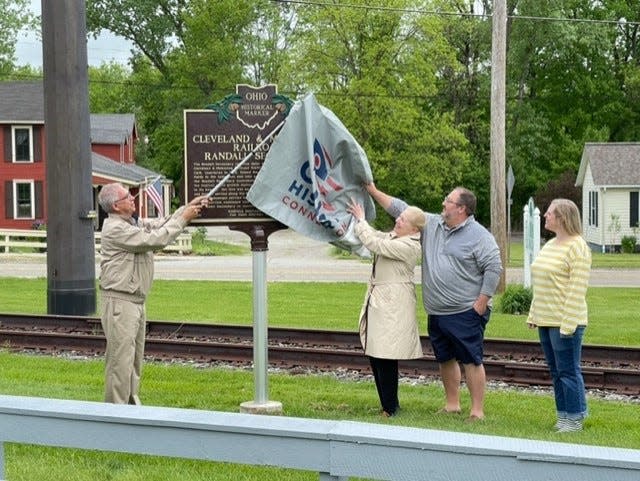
[280,138,348,236]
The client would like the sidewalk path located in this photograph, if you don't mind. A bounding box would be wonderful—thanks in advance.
[0,227,638,286]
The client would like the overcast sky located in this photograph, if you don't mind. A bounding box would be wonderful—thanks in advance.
[15,0,133,67]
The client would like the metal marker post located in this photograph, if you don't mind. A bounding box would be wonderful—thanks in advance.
[201,120,286,413]
[186,88,289,414]
[236,224,284,415]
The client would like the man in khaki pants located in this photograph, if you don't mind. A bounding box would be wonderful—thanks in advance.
[97,182,208,404]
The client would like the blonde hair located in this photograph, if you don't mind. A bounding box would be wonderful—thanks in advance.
[550,198,583,236]
[403,206,426,231]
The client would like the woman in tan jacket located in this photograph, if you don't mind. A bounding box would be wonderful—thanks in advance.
[347,200,426,417]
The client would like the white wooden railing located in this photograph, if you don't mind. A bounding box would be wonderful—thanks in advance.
[1,395,639,481]
[0,229,192,254]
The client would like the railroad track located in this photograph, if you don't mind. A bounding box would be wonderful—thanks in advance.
[1,313,639,395]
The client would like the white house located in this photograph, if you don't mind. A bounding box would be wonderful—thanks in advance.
[576,143,640,252]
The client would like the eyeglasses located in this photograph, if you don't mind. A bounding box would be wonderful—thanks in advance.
[115,192,132,204]
[444,196,463,207]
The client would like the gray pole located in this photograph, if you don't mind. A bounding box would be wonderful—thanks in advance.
[42,0,96,314]
[238,225,283,415]
[490,0,507,291]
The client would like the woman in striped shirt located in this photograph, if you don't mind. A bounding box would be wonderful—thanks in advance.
[527,199,592,433]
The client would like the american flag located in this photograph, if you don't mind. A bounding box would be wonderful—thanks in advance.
[145,177,164,217]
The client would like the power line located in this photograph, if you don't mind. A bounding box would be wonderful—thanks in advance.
[270,0,640,27]
[271,0,487,18]
[511,15,640,27]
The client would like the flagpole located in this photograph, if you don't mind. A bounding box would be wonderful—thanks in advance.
[135,175,162,199]
[147,174,163,185]
[206,119,285,197]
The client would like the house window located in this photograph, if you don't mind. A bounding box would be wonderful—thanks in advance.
[631,191,639,228]
[12,126,33,162]
[14,181,34,219]
[588,191,598,227]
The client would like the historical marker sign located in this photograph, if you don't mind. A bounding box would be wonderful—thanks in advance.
[184,84,291,225]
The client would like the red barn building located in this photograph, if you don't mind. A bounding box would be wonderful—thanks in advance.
[0,81,170,230]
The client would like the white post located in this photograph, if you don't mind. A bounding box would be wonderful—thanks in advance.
[523,198,540,288]
[239,227,282,415]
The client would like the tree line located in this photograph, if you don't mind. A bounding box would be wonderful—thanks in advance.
[2,0,640,229]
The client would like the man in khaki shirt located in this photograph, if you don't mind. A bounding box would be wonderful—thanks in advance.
[98,182,208,404]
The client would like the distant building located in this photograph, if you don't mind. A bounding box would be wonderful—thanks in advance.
[576,142,640,252]
[0,81,170,230]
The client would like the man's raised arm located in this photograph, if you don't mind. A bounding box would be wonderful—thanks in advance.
[365,182,393,210]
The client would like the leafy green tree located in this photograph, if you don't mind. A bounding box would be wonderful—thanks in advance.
[282,0,470,224]
[504,0,632,219]
[87,0,273,199]
[86,0,188,76]
[244,0,296,86]
[88,62,136,113]
[0,0,37,72]
[433,0,493,221]
[83,0,640,222]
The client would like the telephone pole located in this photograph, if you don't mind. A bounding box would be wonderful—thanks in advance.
[42,0,96,314]
[490,0,507,291]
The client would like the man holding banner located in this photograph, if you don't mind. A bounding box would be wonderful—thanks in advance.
[98,183,209,404]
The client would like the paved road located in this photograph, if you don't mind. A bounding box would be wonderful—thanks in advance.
[0,227,638,286]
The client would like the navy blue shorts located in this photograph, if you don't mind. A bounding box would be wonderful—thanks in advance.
[428,308,490,365]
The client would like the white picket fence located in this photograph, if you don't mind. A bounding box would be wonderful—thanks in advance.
[0,229,192,254]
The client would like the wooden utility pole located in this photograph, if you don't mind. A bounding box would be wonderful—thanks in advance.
[42,0,96,314]
[490,0,507,291]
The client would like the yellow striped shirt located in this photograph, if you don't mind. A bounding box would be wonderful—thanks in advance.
[527,236,592,335]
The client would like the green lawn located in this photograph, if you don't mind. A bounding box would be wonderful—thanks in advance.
[507,242,640,268]
[1,273,638,479]
[334,241,640,268]
[1,350,639,480]
[1,278,638,346]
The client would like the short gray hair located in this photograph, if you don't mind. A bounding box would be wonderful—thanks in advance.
[98,183,124,213]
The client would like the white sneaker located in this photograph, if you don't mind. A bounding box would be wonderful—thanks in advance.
[556,418,582,433]
[554,418,567,430]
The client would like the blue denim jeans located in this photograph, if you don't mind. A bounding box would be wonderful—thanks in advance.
[538,326,587,420]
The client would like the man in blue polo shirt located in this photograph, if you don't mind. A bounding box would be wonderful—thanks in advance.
[365,183,502,422]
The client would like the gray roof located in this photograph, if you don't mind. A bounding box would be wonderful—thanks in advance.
[576,143,640,187]
[0,81,44,122]
[90,113,137,144]
[0,81,157,184]
[0,80,136,145]
[92,152,161,185]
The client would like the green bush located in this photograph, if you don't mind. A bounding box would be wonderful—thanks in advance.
[189,227,249,256]
[499,284,532,315]
[191,226,208,246]
[620,235,637,254]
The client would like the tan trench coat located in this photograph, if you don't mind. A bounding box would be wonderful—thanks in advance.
[355,220,423,360]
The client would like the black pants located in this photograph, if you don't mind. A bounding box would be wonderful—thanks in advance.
[369,356,399,415]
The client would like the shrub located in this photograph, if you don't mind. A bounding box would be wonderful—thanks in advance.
[191,226,208,246]
[621,235,637,254]
[499,284,532,315]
